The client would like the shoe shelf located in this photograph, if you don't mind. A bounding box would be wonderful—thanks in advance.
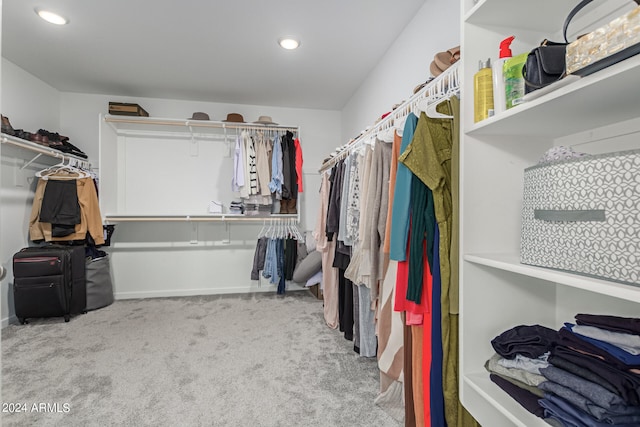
[1,132,91,167]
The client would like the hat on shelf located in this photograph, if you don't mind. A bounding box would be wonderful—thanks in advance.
[253,115,278,125]
[223,113,245,123]
[189,112,210,120]
[413,77,435,94]
[430,46,460,77]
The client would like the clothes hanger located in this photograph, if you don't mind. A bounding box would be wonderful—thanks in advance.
[258,220,267,239]
[425,98,453,119]
[35,157,89,180]
[266,219,275,239]
[291,219,304,241]
[417,79,453,119]
[286,219,295,240]
[417,63,460,119]
[376,122,395,143]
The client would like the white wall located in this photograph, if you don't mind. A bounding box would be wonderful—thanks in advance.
[340,0,460,142]
[1,59,60,131]
[1,59,62,326]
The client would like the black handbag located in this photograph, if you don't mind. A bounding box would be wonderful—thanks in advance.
[522,40,568,94]
[522,0,596,93]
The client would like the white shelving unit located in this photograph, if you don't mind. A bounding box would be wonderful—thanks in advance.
[459,1,640,426]
[99,114,301,224]
[97,114,305,299]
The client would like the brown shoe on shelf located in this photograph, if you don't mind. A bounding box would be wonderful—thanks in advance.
[279,199,289,214]
[1,115,15,136]
[288,198,297,214]
[29,132,50,146]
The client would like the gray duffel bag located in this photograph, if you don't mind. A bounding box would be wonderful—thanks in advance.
[85,255,115,311]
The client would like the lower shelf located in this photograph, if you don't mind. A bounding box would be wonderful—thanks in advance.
[464,253,640,303]
[463,372,549,427]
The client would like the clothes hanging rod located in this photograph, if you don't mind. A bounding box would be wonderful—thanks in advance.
[104,115,299,133]
[318,61,460,173]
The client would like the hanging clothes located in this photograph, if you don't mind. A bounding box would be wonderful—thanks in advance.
[337,154,353,245]
[313,172,339,329]
[284,238,297,281]
[280,130,298,215]
[254,131,273,197]
[344,151,361,246]
[29,176,104,245]
[251,237,269,280]
[276,238,285,294]
[389,113,419,261]
[261,237,286,295]
[244,131,259,196]
[376,129,406,412]
[367,138,392,300]
[239,132,251,198]
[325,160,344,241]
[400,96,478,427]
[344,143,374,287]
[39,179,81,237]
[294,137,304,193]
[231,134,245,193]
[268,132,284,198]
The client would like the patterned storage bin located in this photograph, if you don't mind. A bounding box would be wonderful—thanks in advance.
[521,149,640,285]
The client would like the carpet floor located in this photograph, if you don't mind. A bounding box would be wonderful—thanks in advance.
[1,291,399,426]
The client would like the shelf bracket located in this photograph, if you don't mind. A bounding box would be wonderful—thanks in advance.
[223,124,233,158]
[187,124,199,157]
[20,153,43,170]
[221,221,231,245]
[188,216,198,244]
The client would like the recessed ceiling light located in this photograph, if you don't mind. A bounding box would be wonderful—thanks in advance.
[35,8,69,25]
[278,37,300,50]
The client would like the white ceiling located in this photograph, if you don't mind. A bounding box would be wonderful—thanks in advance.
[2,0,426,111]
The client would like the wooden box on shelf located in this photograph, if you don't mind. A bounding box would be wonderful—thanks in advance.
[108,102,149,117]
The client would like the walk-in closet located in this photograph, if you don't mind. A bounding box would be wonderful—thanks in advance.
[2,0,640,426]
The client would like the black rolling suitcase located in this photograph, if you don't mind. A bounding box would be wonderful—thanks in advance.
[12,245,86,324]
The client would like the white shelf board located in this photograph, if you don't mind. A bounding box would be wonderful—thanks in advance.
[464,253,640,303]
[1,133,90,164]
[463,372,549,427]
[467,54,640,138]
[104,214,298,223]
[104,114,299,135]
[464,0,573,32]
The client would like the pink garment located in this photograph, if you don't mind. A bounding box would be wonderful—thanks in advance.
[313,172,338,329]
[393,232,431,324]
[294,138,303,193]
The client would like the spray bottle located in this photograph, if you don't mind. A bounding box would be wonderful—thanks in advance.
[474,58,493,123]
[492,36,514,116]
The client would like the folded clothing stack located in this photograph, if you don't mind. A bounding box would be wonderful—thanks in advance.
[486,315,640,426]
[229,200,244,215]
[245,203,272,217]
